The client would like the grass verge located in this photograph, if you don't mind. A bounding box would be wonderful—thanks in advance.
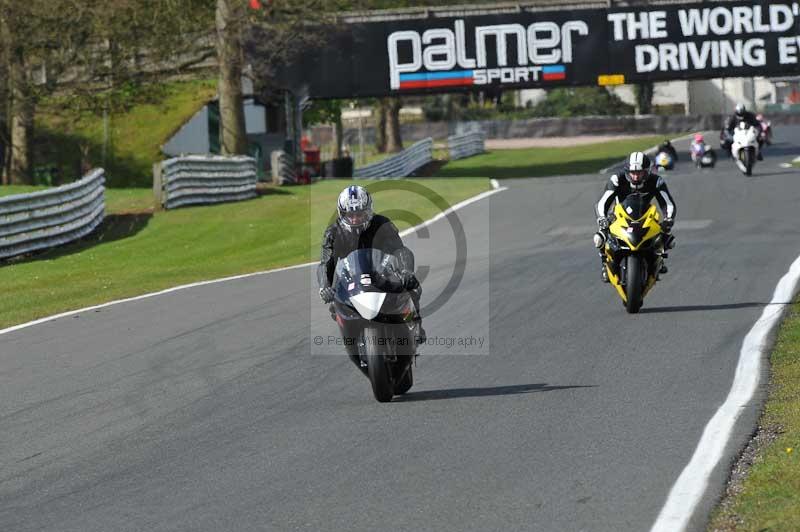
[0,178,489,329]
[0,186,47,198]
[431,136,666,178]
[708,300,800,531]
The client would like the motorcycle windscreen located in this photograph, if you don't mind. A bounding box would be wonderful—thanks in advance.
[333,248,402,292]
[620,193,650,221]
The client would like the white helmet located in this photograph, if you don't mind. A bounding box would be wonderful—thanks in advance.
[624,151,651,190]
[337,185,373,233]
[735,103,746,115]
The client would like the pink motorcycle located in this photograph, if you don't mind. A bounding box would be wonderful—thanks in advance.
[756,114,773,145]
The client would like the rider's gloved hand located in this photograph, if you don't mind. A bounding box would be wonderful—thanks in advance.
[399,270,419,291]
[597,217,609,230]
[661,218,674,233]
[319,286,334,303]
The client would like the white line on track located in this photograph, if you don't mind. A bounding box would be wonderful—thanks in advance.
[0,184,507,337]
[650,253,800,532]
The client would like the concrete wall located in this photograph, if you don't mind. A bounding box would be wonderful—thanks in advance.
[323,115,728,146]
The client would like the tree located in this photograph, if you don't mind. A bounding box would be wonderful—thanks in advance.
[385,97,403,153]
[0,0,216,184]
[634,82,654,115]
[216,0,248,155]
[375,98,388,153]
[303,99,344,158]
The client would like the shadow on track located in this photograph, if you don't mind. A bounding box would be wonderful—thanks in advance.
[640,301,790,314]
[396,383,596,402]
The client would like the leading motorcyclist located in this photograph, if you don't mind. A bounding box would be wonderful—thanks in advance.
[725,103,764,160]
[595,151,677,282]
[318,185,426,344]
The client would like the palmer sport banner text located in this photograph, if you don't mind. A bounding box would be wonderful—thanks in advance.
[277,1,800,98]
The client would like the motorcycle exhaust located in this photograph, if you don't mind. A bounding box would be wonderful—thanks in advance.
[593,232,606,248]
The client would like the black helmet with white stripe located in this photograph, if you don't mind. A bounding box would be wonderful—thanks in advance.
[337,185,374,233]
[624,151,651,190]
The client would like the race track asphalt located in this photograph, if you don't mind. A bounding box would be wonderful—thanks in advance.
[2,128,800,532]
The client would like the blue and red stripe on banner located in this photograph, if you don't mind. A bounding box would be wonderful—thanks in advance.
[399,71,474,90]
[542,65,566,81]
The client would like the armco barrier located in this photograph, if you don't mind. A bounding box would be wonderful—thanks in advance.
[157,155,257,210]
[270,150,297,185]
[354,138,433,179]
[0,169,105,260]
[448,130,486,160]
[332,115,734,145]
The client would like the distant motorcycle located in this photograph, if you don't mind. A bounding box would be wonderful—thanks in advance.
[720,129,734,154]
[756,113,773,145]
[655,151,675,171]
[731,122,760,176]
[690,143,716,168]
[331,248,417,402]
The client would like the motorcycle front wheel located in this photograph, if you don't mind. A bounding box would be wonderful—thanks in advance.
[625,256,644,314]
[741,149,754,176]
[364,326,394,403]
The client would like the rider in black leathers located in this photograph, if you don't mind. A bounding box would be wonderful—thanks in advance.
[725,103,764,160]
[318,185,426,344]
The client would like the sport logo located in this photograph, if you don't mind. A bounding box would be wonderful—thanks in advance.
[387,19,589,90]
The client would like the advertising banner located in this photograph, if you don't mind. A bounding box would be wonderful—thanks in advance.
[270,1,800,98]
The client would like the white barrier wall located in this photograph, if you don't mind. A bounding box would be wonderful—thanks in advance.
[354,138,433,179]
[448,130,486,160]
[157,155,258,210]
[0,169,106,260]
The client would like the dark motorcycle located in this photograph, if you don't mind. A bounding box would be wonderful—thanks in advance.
[720,128,734,154]
[332,248,418,402]
[756,114,773,145]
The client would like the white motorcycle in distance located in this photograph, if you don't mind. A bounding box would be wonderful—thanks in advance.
[731,122,760,176]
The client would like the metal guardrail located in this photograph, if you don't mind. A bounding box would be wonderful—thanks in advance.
[156,155,258,210]
[354,138,433,179]
[448,130,486,161]
[0,169,106,260]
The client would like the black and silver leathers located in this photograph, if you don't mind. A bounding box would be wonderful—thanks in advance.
[596,172,677,221]
[725,110,762,134]
[317,215,406,289]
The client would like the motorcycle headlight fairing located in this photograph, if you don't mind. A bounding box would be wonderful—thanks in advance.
[350,292,387,320]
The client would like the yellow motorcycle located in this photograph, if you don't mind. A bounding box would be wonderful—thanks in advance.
[594,193,667,313]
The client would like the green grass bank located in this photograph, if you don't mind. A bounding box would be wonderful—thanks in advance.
[0,178,489,329]
[708,300,800,531]
[431,136,666,178]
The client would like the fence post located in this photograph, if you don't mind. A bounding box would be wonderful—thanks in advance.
[152,162,163,210]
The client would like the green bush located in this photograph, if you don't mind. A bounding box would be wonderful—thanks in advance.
[532,87,635,117]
